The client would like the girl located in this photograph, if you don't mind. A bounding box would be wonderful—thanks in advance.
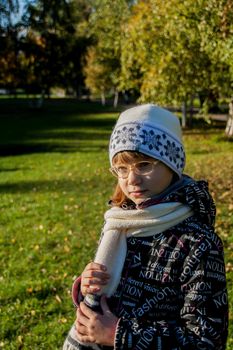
[63,104,228,350]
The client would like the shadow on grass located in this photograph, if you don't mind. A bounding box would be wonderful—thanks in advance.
[0,99,117,156]
[188,150,211,155]
[183,130,225,135]
[1,99,229,157]
[0,141,108,156]
[0,167,25,172]
[0,179,81,193]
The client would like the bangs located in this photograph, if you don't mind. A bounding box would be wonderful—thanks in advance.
[112,151,154,165]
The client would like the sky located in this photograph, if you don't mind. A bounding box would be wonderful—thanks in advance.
[11,0,34,23]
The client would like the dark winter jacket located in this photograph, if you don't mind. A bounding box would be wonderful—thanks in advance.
[73,176,228,350]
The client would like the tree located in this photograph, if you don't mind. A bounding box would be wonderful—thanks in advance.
[122,2,209,105]
[194,0,233,137]
[0,0,23,92]
[85,0,131,106]
[20,0,92,96]
[121,0,233,127]
[84,46,112,105]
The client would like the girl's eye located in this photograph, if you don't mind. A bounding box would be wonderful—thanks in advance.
[136,162,152,171]
[117,166,128,173]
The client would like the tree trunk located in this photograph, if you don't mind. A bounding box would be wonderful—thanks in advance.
[189,95,194,128]
[113,89,119,108]
[101,90,106,106]
[225,99,233,138]
[181,99,187,128]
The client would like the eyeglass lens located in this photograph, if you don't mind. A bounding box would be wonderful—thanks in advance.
[115,161,155,178]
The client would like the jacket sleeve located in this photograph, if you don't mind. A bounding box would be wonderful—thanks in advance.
[114,236,228,350]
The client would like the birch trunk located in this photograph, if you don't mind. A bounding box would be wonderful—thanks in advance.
[225,99,233,138]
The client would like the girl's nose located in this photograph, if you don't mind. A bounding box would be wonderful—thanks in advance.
[127,169,142,185]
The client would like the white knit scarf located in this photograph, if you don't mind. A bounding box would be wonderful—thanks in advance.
[94,202,193,297]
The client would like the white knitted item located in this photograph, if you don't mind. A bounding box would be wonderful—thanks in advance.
[94,202,193,297]
[109,104,185,177]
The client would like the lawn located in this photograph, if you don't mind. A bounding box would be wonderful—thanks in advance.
[0,99,232,349]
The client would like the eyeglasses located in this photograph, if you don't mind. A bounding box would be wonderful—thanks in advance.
[110,160,160,179]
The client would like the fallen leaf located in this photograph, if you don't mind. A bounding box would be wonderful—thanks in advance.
[17,336,23,344]
[55,294,62,303]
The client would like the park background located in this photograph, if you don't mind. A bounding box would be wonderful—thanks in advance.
[0,0,233,349]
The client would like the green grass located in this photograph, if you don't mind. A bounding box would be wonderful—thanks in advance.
[0,99,232,349]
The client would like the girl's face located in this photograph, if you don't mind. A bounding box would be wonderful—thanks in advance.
[113,153,173,205]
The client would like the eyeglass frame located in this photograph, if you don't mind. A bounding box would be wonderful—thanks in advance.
[109,160,160,179]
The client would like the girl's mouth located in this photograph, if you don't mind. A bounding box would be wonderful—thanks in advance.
[130,190,147,197]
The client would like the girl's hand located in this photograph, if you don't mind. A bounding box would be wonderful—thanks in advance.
[81,262,110,296]
[75,295,118,346]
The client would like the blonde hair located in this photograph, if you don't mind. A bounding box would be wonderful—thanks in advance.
[110,151,155,207]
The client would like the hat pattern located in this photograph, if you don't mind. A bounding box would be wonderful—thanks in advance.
[110,122,185,176]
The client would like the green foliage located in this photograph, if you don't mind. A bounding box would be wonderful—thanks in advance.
[84,46,112,96]
[84,0,131,96]
[0,99,232,348]
[2,0,233,108]
[120,0,233,106]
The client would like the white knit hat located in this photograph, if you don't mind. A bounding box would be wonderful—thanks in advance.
[109,104,185,178]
